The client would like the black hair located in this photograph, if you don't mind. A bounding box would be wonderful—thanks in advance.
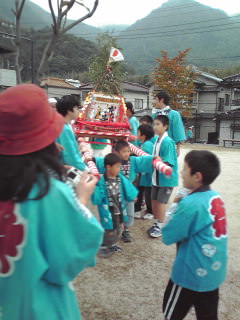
[56,95,80,116]
[138,124,154,141]
[114,140,130,152]
[0,143,65,202]
[185,150,220,185]
[139,115,153,125]
[155,90,170,105]
[104,153,121,167]
[154,115,169,127]
[126,101,134,114]
[54,97,60,103]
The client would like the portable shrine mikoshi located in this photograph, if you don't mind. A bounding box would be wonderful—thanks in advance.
[73,91,131,140]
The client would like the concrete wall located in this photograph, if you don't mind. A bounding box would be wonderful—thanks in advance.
[44,87,81,99]
[123,90,148,111]
[197,91,217,113]
[219,120,240,146]
[198,118,216,142]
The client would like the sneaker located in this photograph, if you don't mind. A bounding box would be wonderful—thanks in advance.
[134,211,142,219]
[141,200,146,210]
[147,223,157,235]
[143,213,154,220]
[98,247,114,258]
[121,230,132,243]
[149,225,162,238]
[109,245,123,252]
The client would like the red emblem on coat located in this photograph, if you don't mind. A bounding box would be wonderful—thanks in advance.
[209,196,227,239]
[0,201,26,276]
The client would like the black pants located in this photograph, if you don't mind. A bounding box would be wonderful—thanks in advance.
[163,279,219,320]
[134,186,152,214]
[102,215,121,248]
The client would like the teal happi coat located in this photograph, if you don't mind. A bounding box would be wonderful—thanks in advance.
[56,123,86,171]
[162,188,227,292]
[0,178,103,320]
[91,173,138,230]
[152,109,186,143]
[139,140,154,187]
[95,155,153,183]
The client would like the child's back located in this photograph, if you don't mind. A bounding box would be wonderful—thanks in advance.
[161,150,227,320]
[162,187,227,291]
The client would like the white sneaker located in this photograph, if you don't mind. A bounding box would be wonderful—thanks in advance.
[134,211,142,219]
[143,213,154,220]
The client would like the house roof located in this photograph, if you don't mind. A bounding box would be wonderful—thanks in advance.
[40,77,79,89]
[121,81,149,93]
[222,74,240,83]
[200,72,222,83]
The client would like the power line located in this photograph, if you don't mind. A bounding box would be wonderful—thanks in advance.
[116,24,240,41]
[63,16,240,40]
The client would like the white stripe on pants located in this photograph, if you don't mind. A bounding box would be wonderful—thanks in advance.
[164,284,182,320]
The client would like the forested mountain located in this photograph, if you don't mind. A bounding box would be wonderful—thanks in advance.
[118,0,240,73]
[1,0,240,77]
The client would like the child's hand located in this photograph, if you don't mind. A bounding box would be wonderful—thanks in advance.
[56,142,64,152]
[76,171,98,206]
[153,156,161,161]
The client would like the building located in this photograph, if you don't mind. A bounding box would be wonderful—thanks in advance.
[80,81,149,109]
[217,74,240,146]
[0,42,16,92]
[40,77,82,100]
[148,69,232,144]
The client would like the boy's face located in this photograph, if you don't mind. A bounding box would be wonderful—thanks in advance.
[181,161,202,190]
[155,97,164,109]
[126,109,132,118]
[68,106,79,121]
[153,119,167,136]
[116,146,131,161]
[106,162,121,177]
[137,130,145,142]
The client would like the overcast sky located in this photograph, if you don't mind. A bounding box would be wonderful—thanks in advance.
[30,0,240,27]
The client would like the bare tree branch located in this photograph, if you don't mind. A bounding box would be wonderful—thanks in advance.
[48,0,57,29]
[61,0,98,34]
[36,0,99,82]
[13,0,26,83]
[60,0,75,19]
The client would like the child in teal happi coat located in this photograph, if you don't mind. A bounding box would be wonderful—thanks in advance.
[134,124,154,219]
[148,115,178,239]
[94,140,153,242]
[0,85,103,320]
[56,95,86,171]
[126,101,139,145]
[152,90,186,156]
[91,153,138,257]
[162,150,227,320]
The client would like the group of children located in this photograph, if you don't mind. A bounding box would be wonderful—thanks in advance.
[52,90,228,319]
[0,84,227,320]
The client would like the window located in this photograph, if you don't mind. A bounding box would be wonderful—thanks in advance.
[218,98,224,111]
[135,98,143,109]
[225,94,230,106]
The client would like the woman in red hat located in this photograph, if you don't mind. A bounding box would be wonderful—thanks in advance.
[0,84,103,320]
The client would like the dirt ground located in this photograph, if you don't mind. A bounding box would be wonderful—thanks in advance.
[75,144,240,320]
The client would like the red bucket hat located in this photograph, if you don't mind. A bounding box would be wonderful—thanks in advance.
[0,84,64,155]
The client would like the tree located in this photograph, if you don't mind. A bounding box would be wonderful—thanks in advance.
[37,0,99,81]
[12,0,26,83]
[153,49,197,116]
[12,0,99,83]
[88,33,126,95]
